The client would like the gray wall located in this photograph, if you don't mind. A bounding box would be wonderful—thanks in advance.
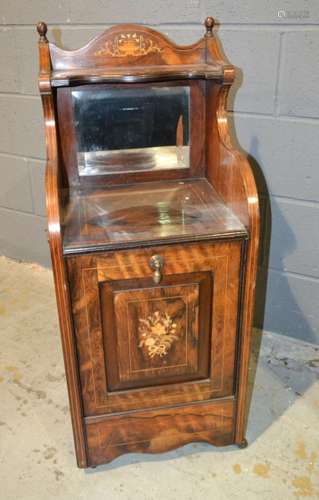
[0,1,318,343]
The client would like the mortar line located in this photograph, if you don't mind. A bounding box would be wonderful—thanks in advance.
[274,32,284,117]
[268,267,319,283]
[271,194,319,207]
[0,204,46,219]
[0,92,40,99]
[230,110,319,124]
[2,23,319,29]
[26,161,36,215]
[0,151,45,162]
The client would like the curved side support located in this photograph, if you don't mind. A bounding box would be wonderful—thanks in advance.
[205,27,260,445]
[37,23,87,467]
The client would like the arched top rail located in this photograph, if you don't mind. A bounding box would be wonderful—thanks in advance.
[37,19,234,88]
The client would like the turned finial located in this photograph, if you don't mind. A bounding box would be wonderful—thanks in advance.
[37,21,48,42]
[204,16,215,37]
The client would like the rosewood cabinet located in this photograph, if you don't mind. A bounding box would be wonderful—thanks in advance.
[37,17,260,468]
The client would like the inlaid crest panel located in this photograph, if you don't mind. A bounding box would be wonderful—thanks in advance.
[49,24,206,71]
[94,33,163,58]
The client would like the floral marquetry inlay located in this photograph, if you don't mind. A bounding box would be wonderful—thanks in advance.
[94,33,163,58]
[138,311,179,358]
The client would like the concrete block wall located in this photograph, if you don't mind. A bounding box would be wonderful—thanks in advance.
[0,1,318,343]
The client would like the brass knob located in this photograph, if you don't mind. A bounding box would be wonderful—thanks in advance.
[149,255,164,284]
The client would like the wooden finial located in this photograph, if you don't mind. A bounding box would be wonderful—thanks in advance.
[37,21,48,42]
[204,16,215,37]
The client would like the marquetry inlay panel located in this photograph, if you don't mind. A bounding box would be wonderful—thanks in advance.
[94,33,163,58]
[138,310,179,359]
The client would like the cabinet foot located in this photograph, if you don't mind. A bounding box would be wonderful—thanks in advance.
[237,438,248,449]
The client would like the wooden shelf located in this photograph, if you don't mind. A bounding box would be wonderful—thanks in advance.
[51,63,226,87]
[62,178,248,254]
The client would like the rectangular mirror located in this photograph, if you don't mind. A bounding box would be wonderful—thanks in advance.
[72,86,190,176]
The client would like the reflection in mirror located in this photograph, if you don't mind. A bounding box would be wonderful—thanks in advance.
[72,86,190,176]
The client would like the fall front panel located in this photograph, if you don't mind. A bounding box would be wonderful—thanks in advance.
[100,272,212,391]
[67,241,243,416]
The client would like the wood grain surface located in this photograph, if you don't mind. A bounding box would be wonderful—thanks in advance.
[67,240,243,417]
[85,398,235,466]
[62,179,247,254]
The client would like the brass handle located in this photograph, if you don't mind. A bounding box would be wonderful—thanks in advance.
[149,255,164,284]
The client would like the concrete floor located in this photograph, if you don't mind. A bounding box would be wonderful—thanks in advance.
[0,256,319,500]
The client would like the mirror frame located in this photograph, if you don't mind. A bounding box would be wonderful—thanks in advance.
[57,80,206,188]
[72,85,191,177]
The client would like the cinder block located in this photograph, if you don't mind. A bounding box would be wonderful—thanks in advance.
[146,26,203,46]
[204,0,319,24]
[51,27,102,50]
[219,28,280,114]
[270,197,319,278]
[234,114,319,202]
[264,268,319,344]
[68,0,201,24]
[0,96,15,156]
[0,154,33,213]
[278,31,319,118]
[29,160,46,217]
[0,95,45,159]
[2,0,70,24]
[0,208,50,267]
[13,28,39,96]
[14,26,104,96]
[0,28,20,93]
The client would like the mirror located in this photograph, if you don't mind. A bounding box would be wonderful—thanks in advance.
[72,86,190,176]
